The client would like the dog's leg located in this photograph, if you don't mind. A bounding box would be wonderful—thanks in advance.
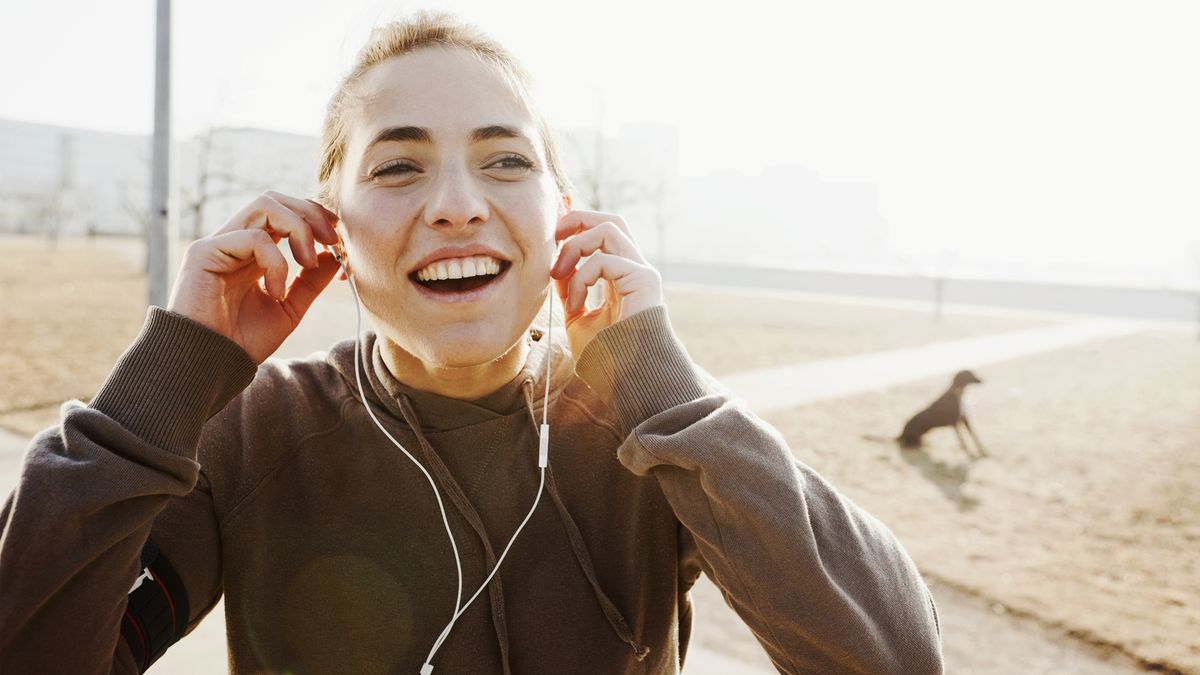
[963,416,988,457]
[953,422,971,456]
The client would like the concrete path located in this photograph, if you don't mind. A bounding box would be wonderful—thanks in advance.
[0,428,28,498]
[721,318,1144,414]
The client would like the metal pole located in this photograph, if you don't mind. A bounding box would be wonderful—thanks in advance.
[147,0,172,308]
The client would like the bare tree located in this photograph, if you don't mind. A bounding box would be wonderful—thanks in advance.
[119,181,152,272]
[566,126,675,279]
[567,130,655,213]
[187,128,215,240]
[181,128,276,240]
[35,134,80,250]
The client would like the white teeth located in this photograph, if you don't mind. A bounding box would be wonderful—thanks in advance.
[415,255,504,282]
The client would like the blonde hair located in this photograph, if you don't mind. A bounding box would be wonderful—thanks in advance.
[316,11,572,206]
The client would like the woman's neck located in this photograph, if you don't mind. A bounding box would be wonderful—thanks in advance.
[377,335,530,401]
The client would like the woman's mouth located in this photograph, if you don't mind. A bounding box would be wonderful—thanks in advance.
[408,256,512,302]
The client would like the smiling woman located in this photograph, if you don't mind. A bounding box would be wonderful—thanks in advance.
[0,10,944,675]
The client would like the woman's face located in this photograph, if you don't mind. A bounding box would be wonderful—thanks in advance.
[336,46,563,368]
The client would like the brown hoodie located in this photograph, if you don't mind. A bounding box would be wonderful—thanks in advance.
[0,304,943,674]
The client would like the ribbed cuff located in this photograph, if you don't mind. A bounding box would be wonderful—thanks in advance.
[88,306,259,457]
[574,304,710,439]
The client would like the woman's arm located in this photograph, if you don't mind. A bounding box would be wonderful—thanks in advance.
[576,305,944,675]
[0,192,337,673]
[0,309,256,673]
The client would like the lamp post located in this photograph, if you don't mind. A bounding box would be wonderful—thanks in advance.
[147,0,172,308]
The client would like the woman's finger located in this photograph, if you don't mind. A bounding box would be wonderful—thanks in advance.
[214,192,320,269]
[271,192,339,246]
[554,209,639,246]
[550,221,646,279]
[553,273,571,309]
[563,252,649,316]
[203,228,290,301]
[279,251,340,324]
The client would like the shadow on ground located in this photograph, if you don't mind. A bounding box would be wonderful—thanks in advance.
[898,447,981,512]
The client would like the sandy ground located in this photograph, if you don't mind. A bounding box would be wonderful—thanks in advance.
[0,236,147,417]
[2,235,1195,673]
[761,327,1199,673]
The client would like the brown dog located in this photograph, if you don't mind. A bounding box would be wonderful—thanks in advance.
[898,370,987,458]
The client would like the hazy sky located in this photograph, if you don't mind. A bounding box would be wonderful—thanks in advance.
[2,0,1198,283]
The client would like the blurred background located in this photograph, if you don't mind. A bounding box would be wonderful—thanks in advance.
[1,1,1197,673]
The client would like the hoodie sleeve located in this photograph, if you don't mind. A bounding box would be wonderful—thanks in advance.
[575,305,944,675]
[0,307,257,674]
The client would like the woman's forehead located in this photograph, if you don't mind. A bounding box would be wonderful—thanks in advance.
[348,46,537,144]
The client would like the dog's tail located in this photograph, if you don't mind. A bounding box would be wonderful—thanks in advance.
[861,433,899,444]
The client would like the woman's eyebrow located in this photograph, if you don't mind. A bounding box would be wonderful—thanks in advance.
[368,126,433,149]
[367,124,532,151]
[469,125,530,144]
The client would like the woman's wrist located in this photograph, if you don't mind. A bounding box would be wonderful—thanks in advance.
[574,304,710,439]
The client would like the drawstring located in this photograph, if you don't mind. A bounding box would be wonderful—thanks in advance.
[395,394,515,675]
[520,380,652,662]
[545,472,651,661]
[368,332,649,669]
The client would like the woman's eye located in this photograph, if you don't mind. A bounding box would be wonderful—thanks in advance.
[487,154,534,171]
[370,161,419,179]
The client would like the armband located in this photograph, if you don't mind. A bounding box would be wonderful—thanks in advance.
[120,540,191,673]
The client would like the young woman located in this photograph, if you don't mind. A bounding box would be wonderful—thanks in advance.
[0,12,943,675]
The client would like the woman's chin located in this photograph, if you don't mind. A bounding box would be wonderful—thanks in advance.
[410,326,525,368]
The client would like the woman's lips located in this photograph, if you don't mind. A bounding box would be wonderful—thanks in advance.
[408,263,511,304]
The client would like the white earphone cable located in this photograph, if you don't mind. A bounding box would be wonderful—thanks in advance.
[334,254,552,674]
[342,267,466,623]
[426,290,554,660]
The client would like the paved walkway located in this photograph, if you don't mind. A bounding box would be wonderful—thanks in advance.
[721,318,1144,414]
[0,309,1149,674]
[0,428,28,498]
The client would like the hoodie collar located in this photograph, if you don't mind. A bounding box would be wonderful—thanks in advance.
[327,326,573,433]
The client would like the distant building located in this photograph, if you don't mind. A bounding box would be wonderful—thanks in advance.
[0,118,148,236]
[0,118,317,238]
[672,164,891,270]
[554,124,891,271]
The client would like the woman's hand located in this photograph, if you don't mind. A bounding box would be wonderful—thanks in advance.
[167,191,341,364]
[550,210,664,358]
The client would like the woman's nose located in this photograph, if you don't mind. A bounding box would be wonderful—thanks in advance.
[421,166,489,229]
